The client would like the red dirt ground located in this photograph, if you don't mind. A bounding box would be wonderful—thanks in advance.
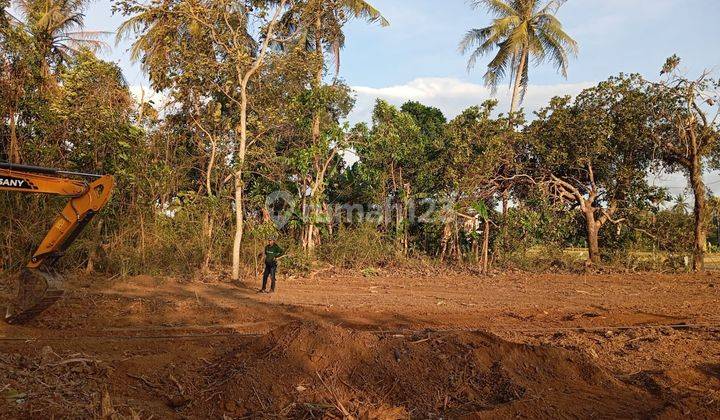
[1,271,719,418]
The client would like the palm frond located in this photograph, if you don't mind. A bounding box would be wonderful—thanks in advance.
[13,0,32,21]
[506,19,529,51]
[538,0,567,15]
[538,13,578,54]
[459,27,491,55]
[535,14,577,77]
[67,39,109,54]
[483,38,515,92]
[466,46,487,73]
[63,31,112,53]
[341,0,389,26]
[526,24,546,65]
[55,12,85,32]
[116,7,171,63]
[115,13,144,44]
[65,30,113,39]
[469,0,517,18]
[491,15,520,36]
[535,29,567,76]
[459,16,516,68]
[115,12,148,44]
[461,25,511,73]
[54,43,76,62]
[507,51,518,89]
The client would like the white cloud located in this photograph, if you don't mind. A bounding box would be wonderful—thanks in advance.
[348,77,594,124]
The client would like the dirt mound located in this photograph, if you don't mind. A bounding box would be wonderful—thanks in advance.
[198,321,665,418]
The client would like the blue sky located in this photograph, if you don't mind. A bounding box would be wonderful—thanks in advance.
[340,0,719,87]
[83,0,720,122]
[79,0,720,192]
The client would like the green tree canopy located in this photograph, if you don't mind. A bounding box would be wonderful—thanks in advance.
[525,74,660,263]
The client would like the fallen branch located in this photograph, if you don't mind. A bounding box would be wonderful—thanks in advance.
[169,374,184,395]
[315,371,351,418]
[51,357,100,366]
[252,385,267,411]
[127,373,161,389]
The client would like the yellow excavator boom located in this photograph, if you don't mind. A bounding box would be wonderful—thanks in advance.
[0,162,114,324]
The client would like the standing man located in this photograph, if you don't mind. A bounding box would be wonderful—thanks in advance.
[259,238,284,293]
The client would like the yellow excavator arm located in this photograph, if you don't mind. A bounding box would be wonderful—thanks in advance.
[0,162,114,324]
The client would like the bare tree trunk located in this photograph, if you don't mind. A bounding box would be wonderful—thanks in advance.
[306,220,316,253]
[303,193,316,254]
[403,182,411,256]
[301,181,309,250]
[509,49,528,115]
[305,146,338,254]
[585,209,601,264]
[202,212,215,273]
[500,187,509,254]
[312,15,323,143]
[307,180,323,254]
[140,212,147,265]
[482,219,490,274]
[302,15,325,256]
[9,110,20,163]
[439,220,451,262]
[232,76,250,281]
[396,168,403,249]
[232,174,244,280]
[454,219,461,261]
[324,202,333,236]
[230,0,286,281]
[716,210,720,248]
[85,219,104,274]
[203,137,217,274]
[206,139,217,197]
[690,158,707,271]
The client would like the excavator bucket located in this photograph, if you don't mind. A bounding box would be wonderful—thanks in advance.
[5,269,64,324]
[1,163,114,324]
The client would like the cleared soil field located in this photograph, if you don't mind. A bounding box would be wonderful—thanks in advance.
[1,271,719,418]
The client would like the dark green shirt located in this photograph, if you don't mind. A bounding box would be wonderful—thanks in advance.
[264,243,284,264]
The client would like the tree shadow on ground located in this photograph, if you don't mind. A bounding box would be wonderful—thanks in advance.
[0,273,440,333]
[697,363,720,381]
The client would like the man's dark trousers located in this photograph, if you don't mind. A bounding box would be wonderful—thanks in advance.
[262,261,277,292]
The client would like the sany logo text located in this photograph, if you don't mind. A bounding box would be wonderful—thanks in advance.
[0,177,29,188]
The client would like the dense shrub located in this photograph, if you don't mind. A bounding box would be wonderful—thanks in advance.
[319,224,397,269]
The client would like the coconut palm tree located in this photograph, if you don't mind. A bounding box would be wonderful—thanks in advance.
[280,0,387,80]
[303,0,387,140]
[14,0,109,72]
[312,0,387,77]
[460,0,578,114]
[672,194,690,215]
